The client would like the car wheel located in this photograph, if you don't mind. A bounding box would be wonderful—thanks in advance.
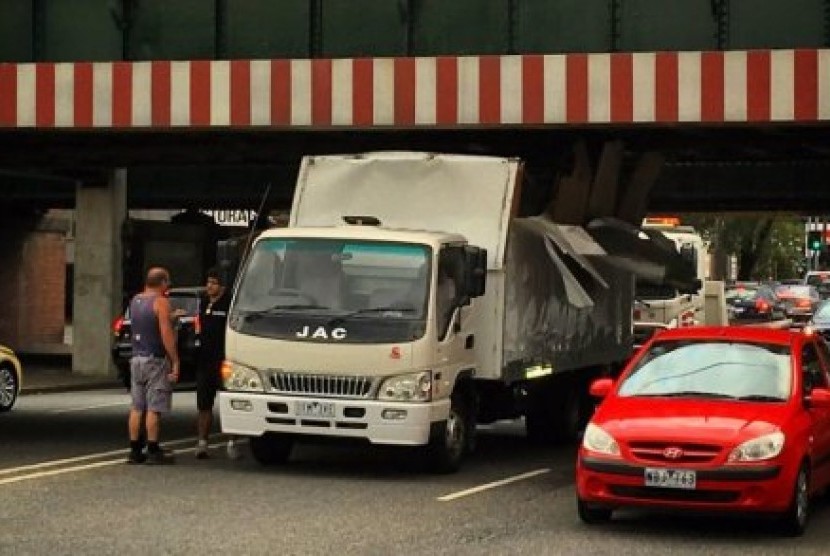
[780,463,810,537]
[577,497,612,525]
[426,395,469,474]
[249,434,294,465]
[0,364,18,412]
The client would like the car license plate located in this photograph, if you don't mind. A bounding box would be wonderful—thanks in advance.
[732,307,745,314]
[644,468,696,489]
[295,401,335,418]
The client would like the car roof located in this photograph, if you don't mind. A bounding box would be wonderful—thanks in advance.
[652,326,800,346]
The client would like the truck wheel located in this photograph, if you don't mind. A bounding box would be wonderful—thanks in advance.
[577,497,612,525]
[526,391,584,445]
[250,434,294,465]
[426,397,469,474]
[0,364,18,412]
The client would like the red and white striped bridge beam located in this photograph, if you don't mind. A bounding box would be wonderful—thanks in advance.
[0,49,827,129]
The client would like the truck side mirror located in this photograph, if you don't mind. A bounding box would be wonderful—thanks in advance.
[464,246,487,299]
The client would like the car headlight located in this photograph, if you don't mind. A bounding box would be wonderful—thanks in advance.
[582,423,620,456]
[378,371,432,402]
[727,431,785,462]
[222,361,265,392]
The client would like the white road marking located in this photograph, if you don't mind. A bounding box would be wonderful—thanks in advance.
[0,434,226,477]
[436,468,551,502]
[50,401,129,414]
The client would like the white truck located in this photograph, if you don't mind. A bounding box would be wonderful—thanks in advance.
[218,152,688,472]
[634,220,707,329]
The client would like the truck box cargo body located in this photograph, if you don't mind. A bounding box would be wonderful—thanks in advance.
[219,152,647,471]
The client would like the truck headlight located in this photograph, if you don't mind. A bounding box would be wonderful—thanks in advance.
[222,361,265,392]
[378,371,432,402]
[727,431,785,462]
[582,423,620,456]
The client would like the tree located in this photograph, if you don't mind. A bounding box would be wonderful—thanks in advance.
[682,214,804,280]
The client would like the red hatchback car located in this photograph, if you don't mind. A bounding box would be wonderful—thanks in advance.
[576,326,830,536]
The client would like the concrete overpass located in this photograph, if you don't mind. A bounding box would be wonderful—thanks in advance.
[3,49,830,375]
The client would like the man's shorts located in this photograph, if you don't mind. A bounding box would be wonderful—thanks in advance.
[130,356,173,413]
[196,360,222,411]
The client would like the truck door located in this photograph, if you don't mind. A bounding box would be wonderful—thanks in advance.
[435,247,473,368]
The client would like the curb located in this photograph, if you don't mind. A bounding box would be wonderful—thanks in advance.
[21,381,124,396]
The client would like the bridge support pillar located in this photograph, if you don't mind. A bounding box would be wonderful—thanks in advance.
[72,169,127,376]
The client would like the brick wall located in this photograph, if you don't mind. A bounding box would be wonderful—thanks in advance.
[0,221,67,352]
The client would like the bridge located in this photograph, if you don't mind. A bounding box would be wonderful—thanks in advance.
[1,0,829,374]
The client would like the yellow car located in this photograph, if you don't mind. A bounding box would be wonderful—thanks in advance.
[0,345,22,412]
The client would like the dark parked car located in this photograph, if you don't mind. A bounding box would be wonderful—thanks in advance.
[111,287,205,387]
[725,284,786,322]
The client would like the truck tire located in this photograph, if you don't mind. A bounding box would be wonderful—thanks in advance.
[250,434,294,465]
[525,389,585,445]
[426,396,469,474]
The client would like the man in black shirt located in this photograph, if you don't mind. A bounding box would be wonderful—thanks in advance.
[195,268,230,459]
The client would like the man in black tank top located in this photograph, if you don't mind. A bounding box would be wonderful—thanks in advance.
[127,267,181,465]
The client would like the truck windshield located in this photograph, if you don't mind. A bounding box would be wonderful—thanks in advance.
[230,238,431,343]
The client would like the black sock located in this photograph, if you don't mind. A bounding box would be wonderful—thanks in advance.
[147,442,161,454]
[130,441,143,454]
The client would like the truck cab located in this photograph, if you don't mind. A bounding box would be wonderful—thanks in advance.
[220,224,486,472]
[635,218,707,328]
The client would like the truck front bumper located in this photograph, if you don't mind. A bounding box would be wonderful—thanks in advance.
[218,391,450,446]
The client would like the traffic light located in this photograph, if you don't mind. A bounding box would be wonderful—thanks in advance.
[808,231,824,251]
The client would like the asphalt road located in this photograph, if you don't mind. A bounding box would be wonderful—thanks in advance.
[3,389,830,555]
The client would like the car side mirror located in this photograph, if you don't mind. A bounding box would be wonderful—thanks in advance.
[589,378,614,398]
[806,387,830,409]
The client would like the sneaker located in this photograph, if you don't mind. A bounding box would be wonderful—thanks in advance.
[195,441,209,460]
[146,448,176,465]
[226,439,241,460]
[127,451,146,465]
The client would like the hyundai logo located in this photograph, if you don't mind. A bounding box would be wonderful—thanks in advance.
[663,446,684,460]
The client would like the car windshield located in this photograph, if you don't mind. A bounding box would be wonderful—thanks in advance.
[814,302,830,322]
[806,273,830,287]
[618,340,792,401]
[725,287,759,301]
[168,294,200,315]
[230,238,431,343]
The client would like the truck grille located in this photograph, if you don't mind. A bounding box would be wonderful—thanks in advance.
[268,372,375,399]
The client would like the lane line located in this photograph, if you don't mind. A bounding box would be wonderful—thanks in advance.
[0,438,245,487]
[436,468,551,502]
[50,401,130,414]
[0,435,216,476]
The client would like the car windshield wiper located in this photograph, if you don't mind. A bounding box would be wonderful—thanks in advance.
[243,304,329,320]
[633,391,737,399]
[735,394,786,402]
[325,306,418,328]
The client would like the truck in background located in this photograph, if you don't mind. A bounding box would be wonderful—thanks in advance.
[217,152,696,472]
[634,217,708,330]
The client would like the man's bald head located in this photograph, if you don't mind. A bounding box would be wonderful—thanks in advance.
[146,267,170,288]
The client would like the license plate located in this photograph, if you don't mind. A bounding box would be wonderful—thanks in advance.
[644,468,696,489]
[732,307,745,314]
[295,401,335,418]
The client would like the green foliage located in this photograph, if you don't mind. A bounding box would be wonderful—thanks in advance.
[682,214,805,280]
